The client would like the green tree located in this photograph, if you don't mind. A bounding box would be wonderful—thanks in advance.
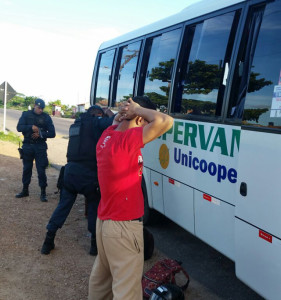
[145,92,168,109]
[248,71,272,93]
[24,96,37,107]
[149,59,174,83]
[243,108,268,123]
[183,60,221,95]
[7,95,25,108]
[48,100,62,106]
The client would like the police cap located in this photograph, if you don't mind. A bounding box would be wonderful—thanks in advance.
[35,98,45,109]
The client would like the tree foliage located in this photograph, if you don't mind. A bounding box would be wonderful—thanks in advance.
[183,60,221,95]
[146,58,273,116]
[0,94,76,118]
[5,95,37,109]
[248,71,272,93]
[243,108,269,123]
[149,59,175,83]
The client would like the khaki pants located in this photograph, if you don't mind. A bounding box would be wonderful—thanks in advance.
[88,218,144,300]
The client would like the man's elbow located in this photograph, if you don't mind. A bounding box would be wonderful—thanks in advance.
[49,127,56,138]
[163,115,174,132]
[46,130,56,138]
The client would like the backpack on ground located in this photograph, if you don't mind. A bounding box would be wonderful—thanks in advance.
[142,258,190,298]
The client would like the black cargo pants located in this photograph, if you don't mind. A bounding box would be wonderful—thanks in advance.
[21,142,49,187]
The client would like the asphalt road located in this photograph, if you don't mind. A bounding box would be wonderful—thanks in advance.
[147,214,263,300]
[0,107,264,299]
[0,108,74,136]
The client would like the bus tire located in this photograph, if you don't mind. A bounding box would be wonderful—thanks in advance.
[142,177,161,225]
[142,177,151,225]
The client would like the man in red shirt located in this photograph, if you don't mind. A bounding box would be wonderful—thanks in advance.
[88,96,173,300]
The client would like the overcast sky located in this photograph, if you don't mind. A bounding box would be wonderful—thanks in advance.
[0,0,200,106]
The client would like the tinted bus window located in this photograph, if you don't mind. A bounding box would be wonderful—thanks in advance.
[234,1,281,128]
[114,41,141,106]
[174,12,237,116]
[140,29,181,112]
[95,49,115,106]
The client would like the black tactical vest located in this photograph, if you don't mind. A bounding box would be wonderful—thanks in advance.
[23,110,48,143]
[66,113,102,170]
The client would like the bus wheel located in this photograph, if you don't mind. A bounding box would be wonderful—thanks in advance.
[142,177,160,225]
[142,178,151,225]
[143,189,151,225]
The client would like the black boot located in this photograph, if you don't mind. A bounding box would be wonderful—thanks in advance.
[40,187,47,202]
[89,235,98,256]
[41,231,56,255]
[15,185,29,198]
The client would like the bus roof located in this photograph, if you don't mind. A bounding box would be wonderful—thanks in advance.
[99,0,246,50]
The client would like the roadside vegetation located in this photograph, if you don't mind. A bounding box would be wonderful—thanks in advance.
[0,94,76,118]
[0,130,22,144]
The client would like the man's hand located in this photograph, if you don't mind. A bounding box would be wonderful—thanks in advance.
[31,132,40,139]
[112,112,125,125]
[119,98,140,120]
[103,108,114,117]
[32,125,39,133]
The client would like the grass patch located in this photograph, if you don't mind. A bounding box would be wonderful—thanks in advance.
[0,131,22,144]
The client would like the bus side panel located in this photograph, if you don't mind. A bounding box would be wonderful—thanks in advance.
[142,121,240,206]
[143,167,152,207]
[235,219,281,300]
[194,190,235,260]
[236,130,281,238]
[235,130,281,298]
[150,170,164,214]
[163,176,194,234]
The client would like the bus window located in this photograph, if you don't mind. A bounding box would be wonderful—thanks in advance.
[139,29,181,112]
[113,41,142,107]
[173,11,238,117]
[95,49,116,107]
[229,1,281,128]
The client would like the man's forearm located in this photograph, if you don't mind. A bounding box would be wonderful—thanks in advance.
[134,106,165,123]
[135,106,173,144]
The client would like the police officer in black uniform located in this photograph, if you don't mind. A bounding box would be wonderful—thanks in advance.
[15,99,56,202]
[41,105,114,256]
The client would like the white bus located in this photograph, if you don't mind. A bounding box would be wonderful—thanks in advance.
[90,0,281,298]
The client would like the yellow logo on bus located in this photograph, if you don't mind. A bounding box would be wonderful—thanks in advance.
[159,144,169,169]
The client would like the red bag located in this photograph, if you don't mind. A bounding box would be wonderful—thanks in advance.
[142,258,190,298]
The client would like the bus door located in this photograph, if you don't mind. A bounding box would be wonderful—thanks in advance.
[227,1,281,298]
[169,9,242,259]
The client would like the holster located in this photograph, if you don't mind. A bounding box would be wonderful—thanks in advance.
[18,147,24,159]
[18,142,23,159]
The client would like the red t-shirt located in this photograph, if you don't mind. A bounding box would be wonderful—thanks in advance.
[96,125,144,220]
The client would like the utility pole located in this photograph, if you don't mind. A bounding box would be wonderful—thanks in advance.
[0,81,17,134]
[3,81,7,134]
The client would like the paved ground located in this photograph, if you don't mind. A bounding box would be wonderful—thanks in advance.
[0,139,189,300]
[46,137,68,168]
[0,128,263,299]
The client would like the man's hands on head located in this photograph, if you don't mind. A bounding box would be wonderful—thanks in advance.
[118,98,140,120]
[113,98,138,125]
[115,97,174,144]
